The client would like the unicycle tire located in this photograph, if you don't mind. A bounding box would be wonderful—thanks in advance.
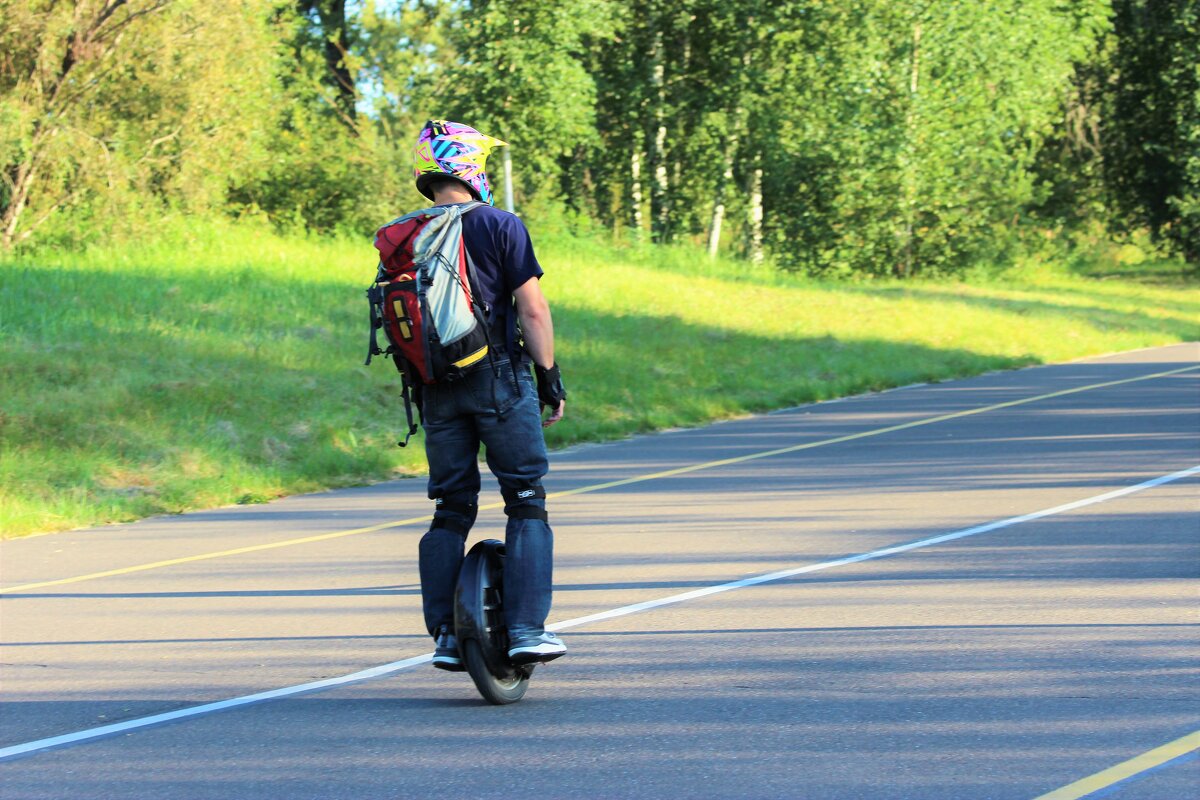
[461,638,529,705]
[454,539,534,705]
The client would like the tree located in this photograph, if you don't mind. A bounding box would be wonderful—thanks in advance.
[295,0,359,132]
[753,1,1109,276]
[1104,0,1199,262]
[0,0,284,249]
[225,0,432,234]
[441,0,615,206]
[3,0,1169,272]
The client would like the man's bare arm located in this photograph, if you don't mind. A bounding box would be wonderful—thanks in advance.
[513,277,564,427]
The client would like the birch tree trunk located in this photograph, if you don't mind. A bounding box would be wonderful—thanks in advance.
[749,157,764,264]
[649,28,669,243]
[710,46,751,259]
[708,127,739,258]
[502,147,515,214]
[630,148,645,241]
[900,20,923,278]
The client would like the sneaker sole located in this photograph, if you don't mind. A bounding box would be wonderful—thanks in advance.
[508,649,565,666]
[432,656,465,672]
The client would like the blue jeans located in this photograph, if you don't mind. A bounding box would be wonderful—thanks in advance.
[417,361,554,642]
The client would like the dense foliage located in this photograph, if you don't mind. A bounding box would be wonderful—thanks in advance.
[1103,0,1199,262]
[1,0,1197,271]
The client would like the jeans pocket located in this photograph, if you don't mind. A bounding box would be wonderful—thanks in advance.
[465,363,522,415]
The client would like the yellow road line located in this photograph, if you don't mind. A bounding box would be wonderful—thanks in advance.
[0,514,431,594]
[2,363,1196,595]
[547,363,1200,497]
[1032,729,1200,799]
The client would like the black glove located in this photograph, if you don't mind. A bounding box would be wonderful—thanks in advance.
[534,363,566,411]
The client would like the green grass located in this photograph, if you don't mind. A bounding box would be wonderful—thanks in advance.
[1,219,1196,537]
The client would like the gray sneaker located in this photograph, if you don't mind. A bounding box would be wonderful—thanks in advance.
[507,632,566,664]
[432,625,464,672]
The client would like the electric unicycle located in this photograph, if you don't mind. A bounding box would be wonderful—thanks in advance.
[453,539,535,704]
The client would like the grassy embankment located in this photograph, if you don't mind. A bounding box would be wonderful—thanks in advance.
[1,221,1196,537]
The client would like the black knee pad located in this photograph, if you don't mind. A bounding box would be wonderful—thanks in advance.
[432,497,478,536]
[501,484,548,522]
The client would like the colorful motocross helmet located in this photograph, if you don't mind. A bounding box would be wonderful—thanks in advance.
[414,119,507,205]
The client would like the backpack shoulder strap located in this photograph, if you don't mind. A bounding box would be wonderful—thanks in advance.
[452,202,491,316]
[461,241,490,318]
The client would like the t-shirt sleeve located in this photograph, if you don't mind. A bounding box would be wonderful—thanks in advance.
[499,214,544,292]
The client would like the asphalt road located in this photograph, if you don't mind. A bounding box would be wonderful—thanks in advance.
[1,343,1197,799]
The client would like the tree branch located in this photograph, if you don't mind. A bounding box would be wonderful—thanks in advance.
[308,75,360,135]
[91,0,174,47]
[16,183,88,242]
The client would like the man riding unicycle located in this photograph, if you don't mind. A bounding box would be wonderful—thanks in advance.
[370,120,568,676]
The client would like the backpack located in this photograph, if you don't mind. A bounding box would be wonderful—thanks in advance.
[365,201,495,445]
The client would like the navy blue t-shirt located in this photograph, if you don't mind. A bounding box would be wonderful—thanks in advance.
[458,204,543,361]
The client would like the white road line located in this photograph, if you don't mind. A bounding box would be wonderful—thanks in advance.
[0,654,432,762]
[550,464,1200,631]
[2,465,1197,763]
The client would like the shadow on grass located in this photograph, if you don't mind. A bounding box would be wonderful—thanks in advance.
[0,260,1160,534]
[549,304,1033,445]
[835,284,1200,340]
[1065,253,1200,286]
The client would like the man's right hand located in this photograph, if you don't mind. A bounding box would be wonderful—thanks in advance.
[543,399,565,428]
[535,363,566,427]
